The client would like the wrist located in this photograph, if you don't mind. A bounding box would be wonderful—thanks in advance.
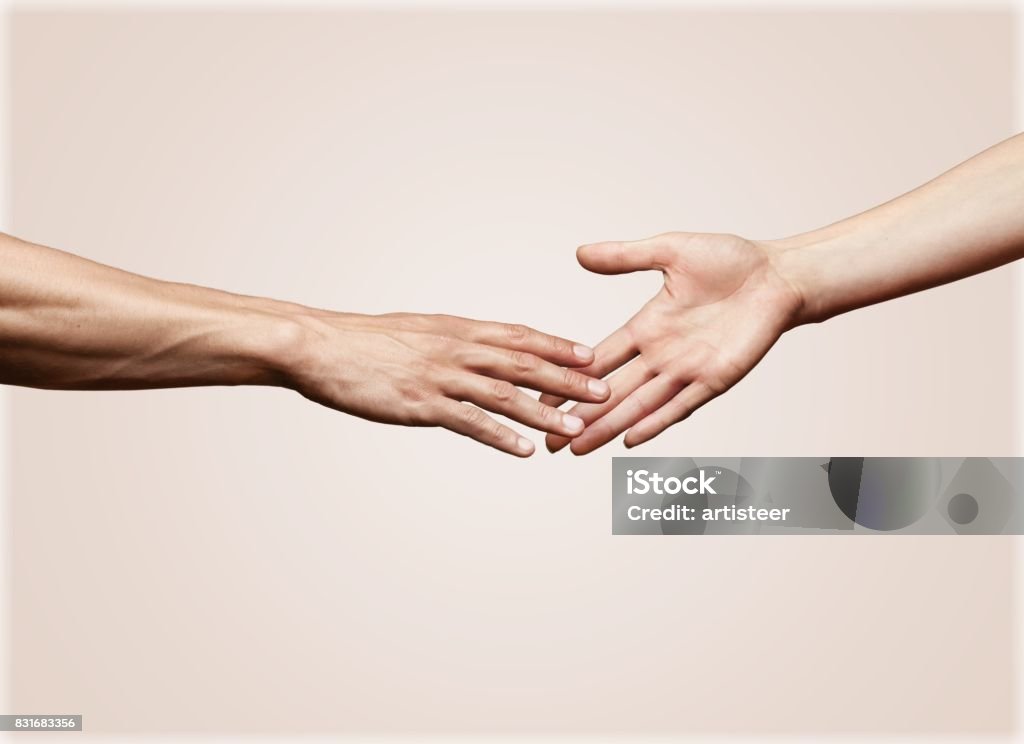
[169,282,324,390]
[760,229,850,327]
[237,303,322,389]
[244,303,373,394]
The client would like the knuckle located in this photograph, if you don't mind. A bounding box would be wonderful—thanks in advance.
[504,323,530,343]
[562,367,584,392]
[548,334,571,356]
[404,399,438,426]
[426,333,458,356]
[420,314,458,335]
[536,403,557,424]
[491,379,517,403]
[435,314,469,333]
[461,404,488,429]
[510,349,537,373]
[489,420,509,443]
[401,313,435,331]
[397,379,432,403]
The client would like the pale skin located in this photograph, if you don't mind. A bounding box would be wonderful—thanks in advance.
[0,234,611,457]
[545,132,1024,454]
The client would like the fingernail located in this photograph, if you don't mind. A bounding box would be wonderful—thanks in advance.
[588,379,609,397]
[573,344,594,361]
[517,437,535,455]
[563,414,584,434]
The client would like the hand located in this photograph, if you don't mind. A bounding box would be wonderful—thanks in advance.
[542,232,804,455]
[281,311,611,456]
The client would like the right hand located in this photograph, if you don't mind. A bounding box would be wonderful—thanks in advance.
[541,232,804,454]
[282,311,611,456]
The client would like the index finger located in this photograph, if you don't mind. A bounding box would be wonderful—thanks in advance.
[457,320,596,367]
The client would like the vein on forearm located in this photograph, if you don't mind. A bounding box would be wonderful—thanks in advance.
[0,234,287,390]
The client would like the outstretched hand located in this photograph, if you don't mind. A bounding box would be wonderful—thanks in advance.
[285,311,611,457]
[542,232,804,454]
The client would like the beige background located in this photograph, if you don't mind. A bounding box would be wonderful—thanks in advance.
[7,8,1018,736]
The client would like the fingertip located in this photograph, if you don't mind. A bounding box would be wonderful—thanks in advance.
[625,427,653,449]
[587,378,610,402]
[572,344,595,364]
[562,414,585,436]
[516,436,536,457]
[575,241,604,267]
[546,434,569,453]
[569,438,591,456]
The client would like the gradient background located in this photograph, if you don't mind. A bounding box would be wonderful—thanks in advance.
[2,4,1020,739]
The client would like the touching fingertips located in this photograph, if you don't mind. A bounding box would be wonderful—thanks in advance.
[587,378,610,399]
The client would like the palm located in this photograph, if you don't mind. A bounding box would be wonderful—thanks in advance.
[546,232,802,455]
[631,233,799,391]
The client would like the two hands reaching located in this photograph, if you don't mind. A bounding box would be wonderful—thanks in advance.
[310,128,1024,456]
[5,133,1024,455]
[293,131,1024,455]
[290,232,800,457]
[0,226,803,458]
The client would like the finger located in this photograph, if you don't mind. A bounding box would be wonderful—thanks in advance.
[623,381,717,448]
[455,320,595,367]
[545,359,654,453]
[434,399,536,457]
[450,375,586,438]
[459,344,610,403]
[576,235,670,275]
[569,375,681,456]
[539,326,637,408]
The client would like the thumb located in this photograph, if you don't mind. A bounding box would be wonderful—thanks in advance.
[576,236,669,275]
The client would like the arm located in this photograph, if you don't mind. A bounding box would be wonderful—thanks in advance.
[776,132,1024,323]
[0,232,610,457]
[545,132,1024,454]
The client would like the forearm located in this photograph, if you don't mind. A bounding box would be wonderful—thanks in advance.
[0,233,298,390]
[0,232,607,455]
[769,132,1024,324]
